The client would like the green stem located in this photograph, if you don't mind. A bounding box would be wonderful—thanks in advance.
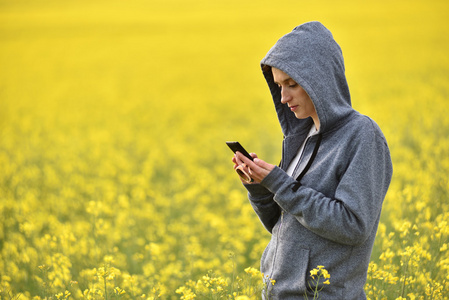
[104,276,108,300]
[400,260,408,298]
[231,259,235,297]
[313,275,320,300]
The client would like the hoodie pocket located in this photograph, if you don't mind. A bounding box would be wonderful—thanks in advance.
[271,242,310,295]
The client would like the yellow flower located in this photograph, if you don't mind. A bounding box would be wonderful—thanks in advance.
[244,267,261,278]
[407,293,416,300]
[321,269,330,279]
[104,255,114,264]
[114,287,126,295]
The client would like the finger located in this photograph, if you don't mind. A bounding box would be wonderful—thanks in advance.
[253,158,276,173]
[249,153,258,159]
[236,153,261,178]
[236,152,255,166]
[252,157,265,168]
[234,152,245,164]
[253,158,268,168]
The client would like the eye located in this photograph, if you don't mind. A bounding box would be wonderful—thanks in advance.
[289,83,298,88]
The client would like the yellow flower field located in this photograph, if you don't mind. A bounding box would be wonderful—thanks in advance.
[1,0,448,299]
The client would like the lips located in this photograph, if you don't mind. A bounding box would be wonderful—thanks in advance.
[289,105,298,111]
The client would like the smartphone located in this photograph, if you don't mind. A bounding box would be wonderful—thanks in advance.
[226,141,254,161]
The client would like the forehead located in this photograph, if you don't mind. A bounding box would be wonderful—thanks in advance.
[272,67,294,83]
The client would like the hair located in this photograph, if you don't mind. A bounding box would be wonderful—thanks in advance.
[262,64,272,73]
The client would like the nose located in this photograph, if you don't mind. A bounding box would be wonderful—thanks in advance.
[280,87,291,104]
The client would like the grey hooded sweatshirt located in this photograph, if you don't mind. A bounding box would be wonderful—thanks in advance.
[244,22,393,299]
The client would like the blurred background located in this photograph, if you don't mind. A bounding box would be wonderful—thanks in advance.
[1,0,448,299]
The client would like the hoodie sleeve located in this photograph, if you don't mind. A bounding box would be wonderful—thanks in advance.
[243,184,281,234]
[259,127,392,245]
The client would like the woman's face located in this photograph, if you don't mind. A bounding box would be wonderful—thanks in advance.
[272,67,319,127]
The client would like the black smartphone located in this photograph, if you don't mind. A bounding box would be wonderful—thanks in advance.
[226,141,253,161]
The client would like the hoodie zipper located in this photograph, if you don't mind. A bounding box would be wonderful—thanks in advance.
[269,210,284,283]
[267,136,309,283]
[268,134,320,282]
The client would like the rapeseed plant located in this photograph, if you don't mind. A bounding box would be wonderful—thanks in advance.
[304,266,330,300]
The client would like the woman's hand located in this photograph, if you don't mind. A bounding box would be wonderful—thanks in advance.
[232,152,275,184]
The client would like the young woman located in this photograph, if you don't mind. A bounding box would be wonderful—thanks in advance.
[232,21,393,299]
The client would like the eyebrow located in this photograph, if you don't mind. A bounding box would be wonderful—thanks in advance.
[274,76,294,85]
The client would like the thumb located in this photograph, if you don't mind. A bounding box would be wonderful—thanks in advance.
[254,158,275,171]
[253,158,267,167]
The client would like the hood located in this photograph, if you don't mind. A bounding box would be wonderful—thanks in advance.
[261,21,352,136]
